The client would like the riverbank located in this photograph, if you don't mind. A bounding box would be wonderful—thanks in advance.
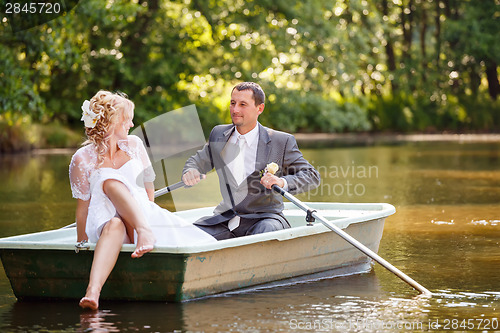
[0,118,82,154]
[3,132,500,156]
[294,132,500,147]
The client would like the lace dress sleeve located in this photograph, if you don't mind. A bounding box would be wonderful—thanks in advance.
[69,148,91,201]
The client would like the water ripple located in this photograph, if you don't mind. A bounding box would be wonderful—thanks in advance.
[469,219,500,226]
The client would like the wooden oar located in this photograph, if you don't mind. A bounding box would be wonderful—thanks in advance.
[62,181,188,229]
[271,184,432,296]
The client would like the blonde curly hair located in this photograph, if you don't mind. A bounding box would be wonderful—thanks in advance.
[83,90,135,167]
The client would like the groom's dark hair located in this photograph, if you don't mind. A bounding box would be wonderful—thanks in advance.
[232,82,265,106]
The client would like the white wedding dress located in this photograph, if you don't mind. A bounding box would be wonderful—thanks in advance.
[69,135,216,245]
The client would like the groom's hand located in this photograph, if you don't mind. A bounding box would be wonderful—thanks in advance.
[182,168,206,186]
[261,173,285,190]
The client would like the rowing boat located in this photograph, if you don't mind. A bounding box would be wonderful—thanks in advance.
[0,202,395,302]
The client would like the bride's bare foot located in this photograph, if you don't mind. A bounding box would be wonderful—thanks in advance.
[80,288,100,310]
[131,227,155,258]
[79,296,99,310]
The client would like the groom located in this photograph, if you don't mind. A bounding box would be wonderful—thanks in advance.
[182,82,320,240]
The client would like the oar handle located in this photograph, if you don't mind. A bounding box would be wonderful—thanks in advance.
[271,185,432,296]
[154,181,190,198]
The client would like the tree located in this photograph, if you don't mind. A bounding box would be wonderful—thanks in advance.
[1,0,499,147]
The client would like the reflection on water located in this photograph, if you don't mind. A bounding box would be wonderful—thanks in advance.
[3,301,184,332]
[0,142,499,332]
[0,153,75,236]
[0,273,498,332]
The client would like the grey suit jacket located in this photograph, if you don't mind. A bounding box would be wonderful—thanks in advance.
[183,123,321,226]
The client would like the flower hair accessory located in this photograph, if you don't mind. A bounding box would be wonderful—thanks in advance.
[81,100,102,128]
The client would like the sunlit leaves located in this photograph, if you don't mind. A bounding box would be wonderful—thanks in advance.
[0,0,498,134]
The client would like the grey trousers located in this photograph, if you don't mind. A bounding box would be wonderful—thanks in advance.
[196,217,288,240]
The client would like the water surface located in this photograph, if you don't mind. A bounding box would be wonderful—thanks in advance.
[0,141,499,332]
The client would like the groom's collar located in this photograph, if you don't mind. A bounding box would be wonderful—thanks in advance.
[223,122,269,142]
[234,124,259,147]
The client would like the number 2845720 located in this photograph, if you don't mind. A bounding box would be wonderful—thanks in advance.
[5,2,62,14]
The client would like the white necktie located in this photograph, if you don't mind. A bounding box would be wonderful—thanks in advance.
[233,135,246,185]
[228,135,246,231]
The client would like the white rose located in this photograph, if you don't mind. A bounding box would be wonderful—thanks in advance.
[266,162,279,175]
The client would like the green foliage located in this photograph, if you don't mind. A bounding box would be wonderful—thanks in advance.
[0,112,82,152]
[37,121,83,148]
[0,0,499,152]
[0,112,38,152]
[261,89,371,133]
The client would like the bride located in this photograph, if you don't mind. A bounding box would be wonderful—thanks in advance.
[69,90,215,310]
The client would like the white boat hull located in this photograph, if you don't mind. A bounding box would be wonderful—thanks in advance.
[0,202,395,301]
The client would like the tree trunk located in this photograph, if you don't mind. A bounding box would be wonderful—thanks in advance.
[408,0,414,50]
[401,2,408,59]
[435,0,441,66]
[419,5,428,83]
[382,0,398,93]
[469,66,481,95]
[485,61,500,100]
[401,0,413,59]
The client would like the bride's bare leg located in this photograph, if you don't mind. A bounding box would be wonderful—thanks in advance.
[102,179,155,258]
[80,217,125,310]
[124,222,134,244]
